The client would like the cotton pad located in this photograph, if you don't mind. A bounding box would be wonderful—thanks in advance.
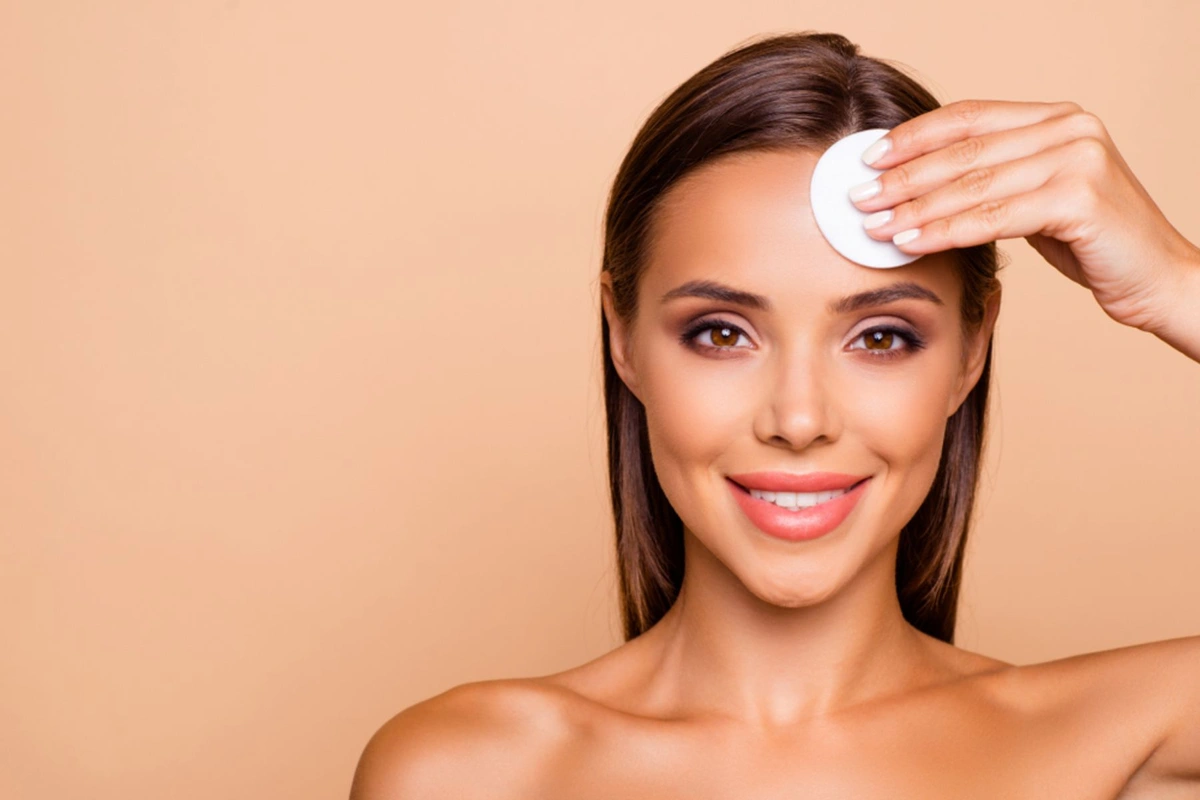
[809,128,920,269]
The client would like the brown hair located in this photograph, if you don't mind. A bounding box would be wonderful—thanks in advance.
[600,31,1003,644]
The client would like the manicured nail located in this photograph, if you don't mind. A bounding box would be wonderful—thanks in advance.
[863,209,893,230]
[848,179,880,203]
[861,137,891,166]
[893,228,921,245]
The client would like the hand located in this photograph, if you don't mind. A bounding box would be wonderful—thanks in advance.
[849,99,1200,340]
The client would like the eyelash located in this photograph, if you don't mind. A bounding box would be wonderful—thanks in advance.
[679,317,927,360]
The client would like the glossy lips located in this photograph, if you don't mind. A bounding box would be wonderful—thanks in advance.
[726,473,871,542]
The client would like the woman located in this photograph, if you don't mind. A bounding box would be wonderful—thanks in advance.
[352,32,1200,797]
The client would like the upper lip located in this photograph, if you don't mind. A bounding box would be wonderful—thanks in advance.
[727,471,870,492]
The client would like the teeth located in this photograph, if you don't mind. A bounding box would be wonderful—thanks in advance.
[748,487,848,510]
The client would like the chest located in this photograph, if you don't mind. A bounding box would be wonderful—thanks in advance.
[540,701,1156,799]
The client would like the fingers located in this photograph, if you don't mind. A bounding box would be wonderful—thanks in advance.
[888,189,1044,254]
[874,152,1083,254]
[853,109,1109,214]
[842,98,1119,256]
[862,141,1083,247]
[864,99,1083,171]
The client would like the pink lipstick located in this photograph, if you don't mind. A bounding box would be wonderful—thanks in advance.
[726,471,871,542]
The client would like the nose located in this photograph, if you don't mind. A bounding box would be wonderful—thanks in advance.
[752,344,842,451]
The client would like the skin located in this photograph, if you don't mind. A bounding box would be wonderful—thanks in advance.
[352,101,1200,798]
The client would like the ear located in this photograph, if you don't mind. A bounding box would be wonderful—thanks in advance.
[600,271,642,400]
[947,284,1002,417]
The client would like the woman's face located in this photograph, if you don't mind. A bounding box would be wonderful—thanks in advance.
[601,148,999,609]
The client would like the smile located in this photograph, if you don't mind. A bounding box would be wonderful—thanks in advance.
[727,477,871,542]
[745,487,851,511]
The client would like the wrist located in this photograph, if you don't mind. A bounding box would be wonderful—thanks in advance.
[1145,243,1200,362]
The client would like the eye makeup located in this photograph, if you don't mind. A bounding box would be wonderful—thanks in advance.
[678,316,928,360]
[679,317,753,352]
[847,324,927,361]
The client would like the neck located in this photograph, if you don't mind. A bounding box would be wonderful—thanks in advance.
[635,527,933,729]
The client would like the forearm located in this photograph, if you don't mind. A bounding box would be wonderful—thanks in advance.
[1148,247,1200,363]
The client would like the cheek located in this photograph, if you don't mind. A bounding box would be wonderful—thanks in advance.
[841,356,959,502]
[845,371,949,449]
[638,344,754,510]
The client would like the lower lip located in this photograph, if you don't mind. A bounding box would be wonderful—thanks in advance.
[727,477,870,542]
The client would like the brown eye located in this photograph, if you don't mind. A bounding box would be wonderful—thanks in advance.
[709,325,741,348]
[848,325,924,358]
[681,319,752,352]
[864,330,894,350]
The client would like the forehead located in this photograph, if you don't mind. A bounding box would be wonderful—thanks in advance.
[643,148,961,312]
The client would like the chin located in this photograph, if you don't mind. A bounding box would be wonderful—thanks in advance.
[745,566,845,609]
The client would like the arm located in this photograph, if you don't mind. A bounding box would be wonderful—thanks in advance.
[1014,634,1200,792]
[1145,245,1200,363]
[1128,635,1200,787]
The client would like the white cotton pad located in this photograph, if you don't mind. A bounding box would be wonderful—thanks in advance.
[809,128,920,269]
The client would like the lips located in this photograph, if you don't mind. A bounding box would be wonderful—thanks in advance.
[726,471,870,493]
[726,474,871,542]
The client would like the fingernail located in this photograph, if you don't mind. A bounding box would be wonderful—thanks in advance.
[862,137,891,166]
[848,179,881,203]
[893,228,921,245]
[863,209,893,230]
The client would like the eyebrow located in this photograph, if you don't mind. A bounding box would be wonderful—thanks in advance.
[659,279,944,314]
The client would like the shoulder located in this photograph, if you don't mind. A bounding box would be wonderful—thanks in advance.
[1003,634,1200,786]
[1004,634,1200,709]
[349,678,579,800]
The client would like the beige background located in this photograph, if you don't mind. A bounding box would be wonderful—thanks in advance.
[3,1,1199,797]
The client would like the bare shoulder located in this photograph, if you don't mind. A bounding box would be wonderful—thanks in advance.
[349,678,578,800]
[1005,633,1200,708]
[1005,634,1200,787]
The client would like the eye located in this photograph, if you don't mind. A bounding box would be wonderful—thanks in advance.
[680,318,753,352]
[848,325,926,358]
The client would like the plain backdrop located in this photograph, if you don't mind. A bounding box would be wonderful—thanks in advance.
[3,1,1199,798]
